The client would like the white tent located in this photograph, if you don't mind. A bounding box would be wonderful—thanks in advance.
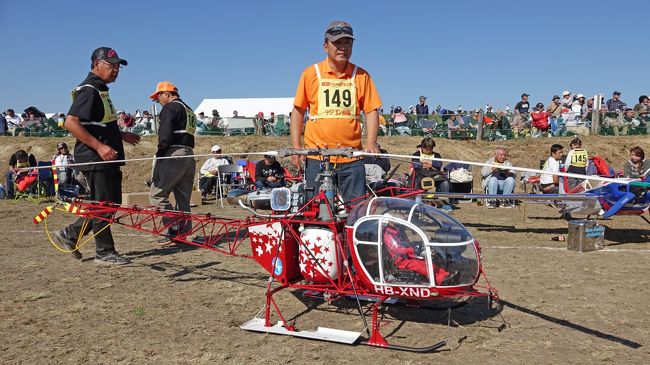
[194,97,294,118]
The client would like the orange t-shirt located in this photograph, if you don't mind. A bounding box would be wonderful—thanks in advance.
[293,58,382,163]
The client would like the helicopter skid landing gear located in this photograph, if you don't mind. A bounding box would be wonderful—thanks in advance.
[360,301,447,353]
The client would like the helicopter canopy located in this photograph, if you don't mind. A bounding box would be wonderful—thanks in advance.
[347,197,478,288]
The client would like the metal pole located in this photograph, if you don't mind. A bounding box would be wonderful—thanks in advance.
[591,93,600,135]
[476,110,484,141]
[152,104,158,133]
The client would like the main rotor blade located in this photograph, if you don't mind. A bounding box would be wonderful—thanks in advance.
[354,151,645,187]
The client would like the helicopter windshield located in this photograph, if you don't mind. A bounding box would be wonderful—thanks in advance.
[349,197,479,287]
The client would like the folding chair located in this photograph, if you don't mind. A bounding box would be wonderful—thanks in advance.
[216,164,246,208]
[14,161,55,203]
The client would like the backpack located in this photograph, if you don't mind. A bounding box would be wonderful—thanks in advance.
[590,155,611,176]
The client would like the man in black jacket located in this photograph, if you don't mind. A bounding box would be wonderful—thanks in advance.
[255,155,285,189]
[55,47,140,264]
[148,81,196,245]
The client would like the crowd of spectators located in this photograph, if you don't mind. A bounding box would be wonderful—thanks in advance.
[4,90,649,139]
[383,91,650,139]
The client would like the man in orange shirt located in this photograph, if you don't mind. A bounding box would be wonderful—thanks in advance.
[290,20,382,204]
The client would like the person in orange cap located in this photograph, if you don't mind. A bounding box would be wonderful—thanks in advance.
[148,81,196,245]
[290,20,382,204]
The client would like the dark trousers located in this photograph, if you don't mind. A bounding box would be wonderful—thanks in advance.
[199,176,217,197]
[305,158,365,203]
[255,179,285,189]
[62,167,122,255]
[5,171,15,197]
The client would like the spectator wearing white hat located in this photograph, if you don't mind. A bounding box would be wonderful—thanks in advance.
[560,91,574,109]
[198,145,232,199]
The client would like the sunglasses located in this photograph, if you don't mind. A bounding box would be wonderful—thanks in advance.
[100,60,122,70]
[326,26,353,36]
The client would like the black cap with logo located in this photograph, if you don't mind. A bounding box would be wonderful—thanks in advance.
[91,47,128,66]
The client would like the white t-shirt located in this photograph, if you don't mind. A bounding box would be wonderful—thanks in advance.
[540,157,560,185]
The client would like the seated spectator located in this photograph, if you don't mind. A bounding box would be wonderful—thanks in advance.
[364,143,391,188]
[540,144,564,194]
[623,146,650,179]
[195,111,208,134]
[4,109,22,136]
[634,95,650,119]
[391,106,410,135]
[198,145,232,199]
[363,142,391,174]
[623,108,642,131]
[410,138,451,211]
[136,111,153,130]
[255,155,285,189]
[5,149,37,199]
[560,91,575,109]
[52,142,75,186]
[445,110,464,139]
[210,109,221,128]
[481,147,516,208]
[531,103,550,137]
[510,113,529,139]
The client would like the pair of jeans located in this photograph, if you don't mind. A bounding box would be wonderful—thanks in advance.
[305,158,365,204]
[486,176,515,195]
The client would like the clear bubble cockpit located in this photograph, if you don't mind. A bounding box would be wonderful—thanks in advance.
[347,197,479,287]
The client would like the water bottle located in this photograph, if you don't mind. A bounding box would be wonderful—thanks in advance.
[550,236,566,241]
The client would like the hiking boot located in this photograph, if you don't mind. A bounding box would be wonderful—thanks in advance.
[94,252,130,265]
[54,230,82,260]
[486,200,498,209]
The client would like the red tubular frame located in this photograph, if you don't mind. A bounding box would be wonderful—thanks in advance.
[59,192,500,348]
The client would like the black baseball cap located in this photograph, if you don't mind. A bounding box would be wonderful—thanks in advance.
[613,91,621,95]
[91,47,127,66]
[56,142,68,149]
[521,93,529,98]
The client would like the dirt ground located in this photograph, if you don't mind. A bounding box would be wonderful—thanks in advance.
[1,135,649,364]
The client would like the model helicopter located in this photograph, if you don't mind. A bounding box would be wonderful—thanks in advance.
[35,148,501,353]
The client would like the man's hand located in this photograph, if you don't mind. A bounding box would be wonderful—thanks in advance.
[97,144,118,161]
[364,143,380,155]
[291,154,305,170]
[268,176,277,182]
[121,132,141,145]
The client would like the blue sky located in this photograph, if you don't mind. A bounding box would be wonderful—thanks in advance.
[2,0,649,115]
